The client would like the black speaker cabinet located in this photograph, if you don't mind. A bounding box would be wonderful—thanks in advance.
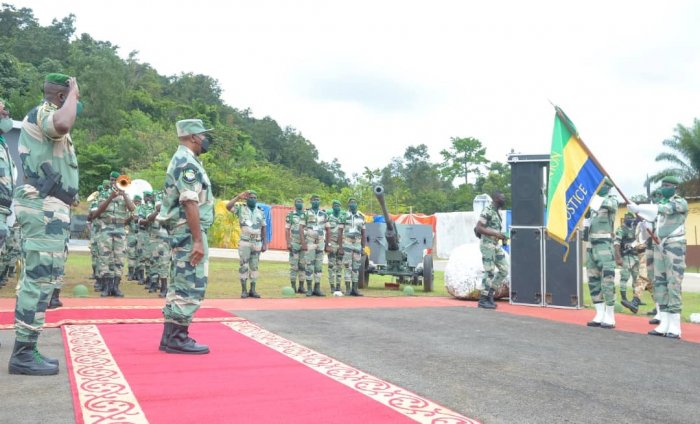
[544,231,582,308]
[509,226,544,306]
[508,155,548,227]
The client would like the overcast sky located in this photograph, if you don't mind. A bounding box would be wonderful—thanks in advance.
[12,0,700,197]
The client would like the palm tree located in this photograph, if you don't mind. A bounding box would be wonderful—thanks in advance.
[650,118,700,195]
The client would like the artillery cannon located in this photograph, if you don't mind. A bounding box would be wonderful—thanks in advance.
[362,186,434,291]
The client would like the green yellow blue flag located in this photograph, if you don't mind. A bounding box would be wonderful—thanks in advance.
[546,106,606,257]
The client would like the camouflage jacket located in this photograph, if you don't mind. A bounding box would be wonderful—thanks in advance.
[156,145,214,234]
[478,202,503,244]
[232,203,265,241]
[0,136,16,215]
[303,208,329,242]
[589,195,618,239]
[17,100,79,205]
[97,191,131,232]
[614,224,636,255]
[340,211,365,242]
[327,210,345,243]
[285,210,306,244]
[656,195,688,240]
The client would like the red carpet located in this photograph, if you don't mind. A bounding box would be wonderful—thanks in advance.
[0,307,240,329]
[64,321,477,424]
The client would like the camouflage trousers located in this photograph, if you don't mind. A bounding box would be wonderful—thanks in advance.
[645,248,654,282]
[96,230,126,278]
[127,233,139,269]
[147,234,170,279]
[137,231,149,276]
[586,240,616,306]
[653,239,685,314]
[327,242,344,288]
[0,214,8,255]
[304,239,325,284]
[619,254,640,293]
[89,231,99,271]
[1,225,22,271]
[163,232,209,326]
[13,188,70,342]
[238,239,261,283]
[343,241,362,283]
[288,243,305,283]
[480,239,509,296]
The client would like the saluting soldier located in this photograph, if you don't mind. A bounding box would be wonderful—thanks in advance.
[339,197,365,296]
[227,190,267,298]
[285,197,306,293]
[326,199,345,293]
[157,119,214,354]
[9,73,81,376]
[300,194,329,297]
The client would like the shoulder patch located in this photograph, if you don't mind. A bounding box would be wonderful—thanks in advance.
[181,166,198,184]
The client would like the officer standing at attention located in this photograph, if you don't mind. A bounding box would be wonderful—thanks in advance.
[0,98,17,295]
[299,194,330,297]
[338,197,365,296]
[127,194,142,281]
[157,119,214,354]
[629,176,687,338]
[474,191,509,309]
[615,211,641,313]
[9,73,80,375]
[585,179,618,328]
[285,197,307,293]
[227,190,267,298]
[326,200,345,294]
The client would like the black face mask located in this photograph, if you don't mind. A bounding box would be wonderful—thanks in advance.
[199,134,213,154]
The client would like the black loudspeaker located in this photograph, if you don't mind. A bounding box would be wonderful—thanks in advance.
[544,231,582,308]
[509,226,544,306]
[508,155,548,226]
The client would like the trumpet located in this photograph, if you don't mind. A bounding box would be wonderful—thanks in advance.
[116,175,131,191]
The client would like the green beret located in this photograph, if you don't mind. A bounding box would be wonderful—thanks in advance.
[102,179,110,186]
[348,197,358,203]
[294,197,303,202]
[45,73,70,86]
[143,191,153,197]
[110,171,120,178]
[332,199,341,206]
[176,119,211,137]
[661,175,681,185]
[310,193,320,199]
[97,184,104,190]
[247,190,257,196]
[133,195,142,201]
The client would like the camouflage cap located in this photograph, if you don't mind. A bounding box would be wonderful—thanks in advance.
[176,119,212,137]
[144,191,153,197]
[45,73,70,86]
[294,197,303,202]
[332,199,341,206]
[661,175,681,186]
[247,190,257,196]
[310,193,321,199]
[133,195,142,201]
[110,171,120,178]
[348,197,358,203]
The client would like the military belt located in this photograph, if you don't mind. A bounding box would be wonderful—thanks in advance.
[25,177,77,206]
[589,234,612,240]
[107,217,127,225]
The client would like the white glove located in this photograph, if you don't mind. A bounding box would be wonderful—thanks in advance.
[588,195,604,212]
[627,202,639,214]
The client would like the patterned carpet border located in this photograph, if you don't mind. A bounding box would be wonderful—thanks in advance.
[223,320,480,424]
[0,314,244,330]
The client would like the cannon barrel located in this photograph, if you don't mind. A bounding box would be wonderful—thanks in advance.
[373,185,400,251]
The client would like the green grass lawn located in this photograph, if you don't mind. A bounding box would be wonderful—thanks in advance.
[2,252,698,322]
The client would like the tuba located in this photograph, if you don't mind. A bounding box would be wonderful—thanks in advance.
[116,175,131,191]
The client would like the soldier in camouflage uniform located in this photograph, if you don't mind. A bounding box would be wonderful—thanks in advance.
[9,74,81,375]
[642,189,663,318]
[474,191,509,309]
[630,176,687,339]
[584,179,618,328]
[135,191,151,286]
[615,212,641,313]
[87,184,104,282]
[90,171,135,297]
[227,190,267,298]
[300,194,330,297]
[156,119,214,355]
[339,197,365,296]
[326,200,345,293]
[0,221,21,288]
[285,197,307,293]
[139,191,170,296]
[0,98,17,291]
[126,194,142,280]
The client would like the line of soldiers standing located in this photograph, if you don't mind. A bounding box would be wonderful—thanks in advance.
[284,194,367,298]
[88,174,170,298]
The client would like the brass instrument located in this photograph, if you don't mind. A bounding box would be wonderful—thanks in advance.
[116,175,131,191]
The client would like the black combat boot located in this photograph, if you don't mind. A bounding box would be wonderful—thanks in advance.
[350,281,363,297]
[291,281,297,293]
[90,264,97,280]
[100,277,112,297]
[240,281,249,298]
[345,282,351,296]
[627,297,641,314]
[478,292,496,309]
[111,277,124,297]
[47,289,63,309]
[94,277,103,292]
[8,340,59,375]
[159,322,173,351]
[297,281,305,294]
[164,323,210,355]
[127,266,135,281]
[487,288,497,309]
[248,282,261,298]
[34,345,59,366]
[312,283,325,297]
[646,308,657,316]
[148,274,159,293]
[620,291,637,313]
[137,268,145,285]
[305,281,314,297]
[159,278,168,298]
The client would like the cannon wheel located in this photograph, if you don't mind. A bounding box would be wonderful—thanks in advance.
[358,254,370,288]
[422,255,434,292]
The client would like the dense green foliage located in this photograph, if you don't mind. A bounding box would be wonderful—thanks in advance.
[0,4,510,213]
[651,118,700,196]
